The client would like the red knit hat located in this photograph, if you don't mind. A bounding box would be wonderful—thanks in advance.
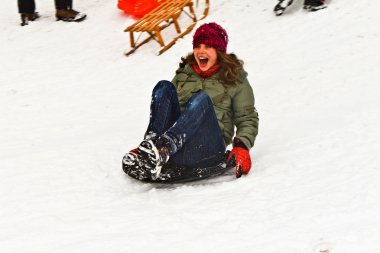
[192,22,229,53]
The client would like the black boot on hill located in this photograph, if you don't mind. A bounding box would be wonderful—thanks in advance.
[304,0,327,11]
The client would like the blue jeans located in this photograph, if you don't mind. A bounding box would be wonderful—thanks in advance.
[18,0,73,13]
[147,80,226,168]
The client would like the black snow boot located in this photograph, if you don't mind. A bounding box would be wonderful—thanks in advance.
[137,139,170,179]
[304,0,327,11]
[274,0,294,16]
[123,137,172,181]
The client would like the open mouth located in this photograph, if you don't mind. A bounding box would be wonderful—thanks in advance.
[199,57,209,64]
[198,57,209,69]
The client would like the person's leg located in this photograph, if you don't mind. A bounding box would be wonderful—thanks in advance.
[18,0,36,13]
[55,0,66,10]
[161,92,226,168]
[129,91,225,181]
[67,0,73,9]
[122,81,181,179]
[146,80,181,140]
[18,0,40,26]
[54,0,72,10]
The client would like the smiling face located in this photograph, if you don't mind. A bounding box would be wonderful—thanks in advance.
[193,44,218,71]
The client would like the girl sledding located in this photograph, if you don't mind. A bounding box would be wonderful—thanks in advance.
[122,22,259,183]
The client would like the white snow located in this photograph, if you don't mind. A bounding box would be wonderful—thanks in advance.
[1,0,380,252]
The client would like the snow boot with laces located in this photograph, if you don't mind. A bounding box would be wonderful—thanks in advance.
[122,134,173,181]
[136,139,170,180]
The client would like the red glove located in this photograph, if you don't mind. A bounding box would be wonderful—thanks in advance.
[227,138,252,178]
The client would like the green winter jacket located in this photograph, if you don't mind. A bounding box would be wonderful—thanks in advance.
[171,64,259,149]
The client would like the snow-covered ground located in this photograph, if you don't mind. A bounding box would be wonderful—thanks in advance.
[1,0,380,252]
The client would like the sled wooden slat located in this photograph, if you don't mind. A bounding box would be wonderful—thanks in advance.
[124,0,209,56]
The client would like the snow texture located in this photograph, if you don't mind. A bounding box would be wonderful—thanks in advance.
[1,0,380,252]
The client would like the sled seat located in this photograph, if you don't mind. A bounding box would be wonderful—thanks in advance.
[124,0,209,56]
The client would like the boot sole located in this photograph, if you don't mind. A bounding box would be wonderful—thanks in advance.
[304,5,327,11]
[56,13,87,22]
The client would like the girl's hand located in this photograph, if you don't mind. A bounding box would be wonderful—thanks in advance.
[227,147,252,178]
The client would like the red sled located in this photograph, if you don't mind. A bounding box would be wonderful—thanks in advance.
[118,0,166,19]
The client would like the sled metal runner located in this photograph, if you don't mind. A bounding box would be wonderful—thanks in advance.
[124,0,209,56]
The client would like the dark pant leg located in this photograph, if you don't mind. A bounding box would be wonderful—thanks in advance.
[166,92,226,168]
[18,0,36,13]
[146,82,225,167]
[146,80,181,137]
[55,0,72,9]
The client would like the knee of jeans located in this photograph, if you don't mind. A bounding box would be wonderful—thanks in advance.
[187,92,212,109]
[153,80,176,97]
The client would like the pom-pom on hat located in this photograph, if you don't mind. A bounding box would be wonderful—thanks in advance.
[192,22,229,53]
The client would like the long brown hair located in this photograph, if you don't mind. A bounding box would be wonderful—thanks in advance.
[179,50,244,86]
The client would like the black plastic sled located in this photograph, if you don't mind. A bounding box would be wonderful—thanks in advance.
[123,154,235,184]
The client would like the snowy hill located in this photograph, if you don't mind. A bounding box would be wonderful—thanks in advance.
[1,0,380,252]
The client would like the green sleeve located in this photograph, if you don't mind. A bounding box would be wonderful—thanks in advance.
[232,78,259,149]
